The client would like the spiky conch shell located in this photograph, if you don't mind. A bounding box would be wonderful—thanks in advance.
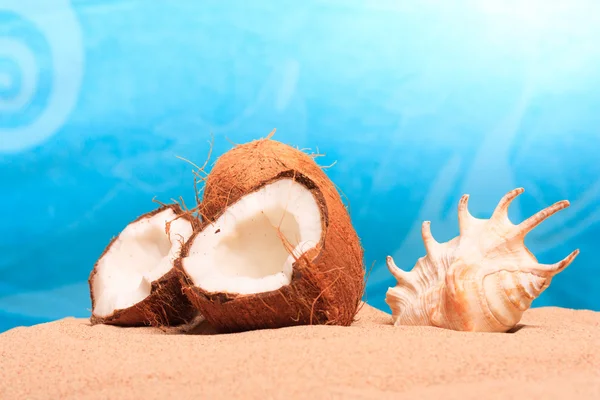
[385,188,580,333]
[175,138,365,333]
[89,204,200,327]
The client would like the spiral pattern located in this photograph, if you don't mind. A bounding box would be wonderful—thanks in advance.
[0,0,83,154]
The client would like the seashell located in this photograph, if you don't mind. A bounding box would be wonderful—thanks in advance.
[385,188,580,332]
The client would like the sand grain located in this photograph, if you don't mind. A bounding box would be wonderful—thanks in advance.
[1,304,599,399]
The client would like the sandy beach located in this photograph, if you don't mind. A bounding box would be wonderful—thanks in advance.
[1,304,599,399]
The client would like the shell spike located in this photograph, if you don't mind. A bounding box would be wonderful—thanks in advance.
[533,248,580,277]
[421,221,439,255]
[457,194,475,234]
[491,187,525,223]
[516,199,571,237]
[386,256,411,282]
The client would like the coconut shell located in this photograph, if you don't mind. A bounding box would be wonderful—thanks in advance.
[179,139,365,333]
[88,204,200,327]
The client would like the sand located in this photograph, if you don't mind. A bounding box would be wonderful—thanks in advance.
[1,304,599,400]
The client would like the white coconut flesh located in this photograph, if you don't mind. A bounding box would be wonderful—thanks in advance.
[183,178,323,295]
[92,208,194,318]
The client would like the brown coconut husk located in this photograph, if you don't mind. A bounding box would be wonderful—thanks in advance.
[176,137,366,333]
[88,204,200,327]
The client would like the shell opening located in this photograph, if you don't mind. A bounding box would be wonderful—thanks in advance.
[92,208,194,318]
[183,178,323,295]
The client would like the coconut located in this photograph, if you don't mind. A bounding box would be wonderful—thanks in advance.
[176,138,365,333]
[89,204,199,327]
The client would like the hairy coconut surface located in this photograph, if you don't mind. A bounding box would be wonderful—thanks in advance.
[89,204,199,327]
[179,138,365,332]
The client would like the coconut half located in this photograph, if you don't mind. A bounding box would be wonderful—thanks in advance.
[178,138,365,333]
[89,204,199,327]
[183,176,322,295]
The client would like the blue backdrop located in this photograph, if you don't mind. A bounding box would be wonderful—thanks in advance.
[1,0,599,332]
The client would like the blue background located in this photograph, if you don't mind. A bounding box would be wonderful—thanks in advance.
[1,0,599,333]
